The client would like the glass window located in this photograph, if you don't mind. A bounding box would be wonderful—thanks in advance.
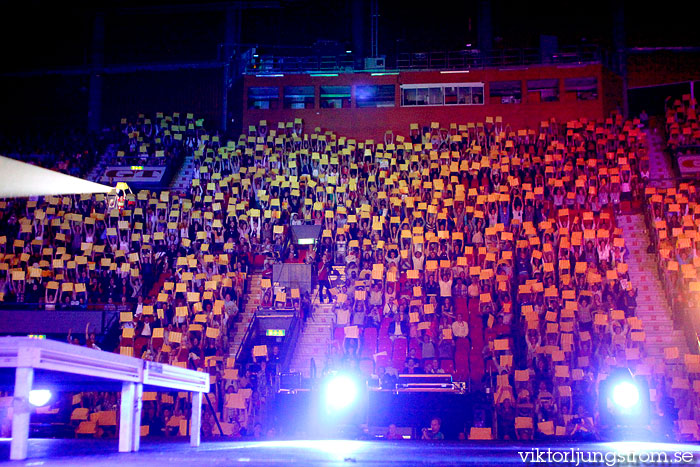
[564,77,598,100]
[402,88,418,106]
[402,86,443,106]
[320,86,351,108]
[356,85,395,108]
[472,86,484,104]
[444,86,460,105]
[489,80,522,103]
[443,85,485,105]
[428,87,443,105]
[283,86,315,109]
[247,87,279,110]
[527,79,560,102]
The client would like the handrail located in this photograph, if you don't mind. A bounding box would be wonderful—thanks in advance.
[244,45,606,74]
[0,306,120,337]
[234,310,257,363]
[279,313,301,375]
[0,302,130,312]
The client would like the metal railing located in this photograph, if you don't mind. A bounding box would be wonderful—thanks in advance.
[397,45,605,70]
[234,310,258,363]
[0,305,119,336]
[244,45,608,74]
[246,54,356,74]
[278,314,301,375]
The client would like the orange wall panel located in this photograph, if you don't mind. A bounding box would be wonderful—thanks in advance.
[243,64,609,140]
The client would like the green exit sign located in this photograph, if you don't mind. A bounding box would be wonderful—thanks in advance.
[266,329,286,337]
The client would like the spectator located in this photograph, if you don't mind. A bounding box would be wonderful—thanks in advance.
[388,313,408,341]
[386,423,403,440]
[421,417,445,440]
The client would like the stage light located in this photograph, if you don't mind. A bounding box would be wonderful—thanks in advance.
[612,381,640,409]
[0,156,112,198]
[324,374,358,411]
[599,368,650,435]
[29,389,52,407]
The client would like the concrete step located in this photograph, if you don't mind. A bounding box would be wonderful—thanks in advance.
[308,317,335,325]
[636,309,674,316]
[644,331,684,340]
[620,213,687,353]
[635,312,673,318]
[300,330,332,337]
[296,337,333,353]
[291,356,327,363]
[299,327,332,334]
[641,325,676,332]
[297,341,332,348]
[635,317,675,326]
[291,351,328,357]
[639,320,676,327]
[291,355,327,364]
[291,356,325,363]
[291,359,327,367]
[308,317,336,323]
[301,324,332,331]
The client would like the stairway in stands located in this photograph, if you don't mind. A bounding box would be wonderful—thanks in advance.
[87,144,118,183]
[146,271,170,300]
[170,154,195,190]
[228,272,262,362]
[289,304,335,378]
[646,120,676,189]
[618,214,689,358]
[466,300,485,385]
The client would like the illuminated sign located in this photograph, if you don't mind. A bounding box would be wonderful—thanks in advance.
[100,166,167,184]
[266,329,286,337]
[678,153,700,177]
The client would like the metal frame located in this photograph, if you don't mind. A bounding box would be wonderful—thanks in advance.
[399,83,486,107]
[244,45,606,74]
[0,337,209,460]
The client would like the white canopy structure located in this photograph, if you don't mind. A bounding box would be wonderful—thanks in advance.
[0,156,113,198]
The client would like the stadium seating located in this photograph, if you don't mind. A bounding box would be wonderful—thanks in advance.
[3,107,700,441]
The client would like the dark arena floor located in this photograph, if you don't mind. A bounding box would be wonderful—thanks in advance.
[1,439,700,466]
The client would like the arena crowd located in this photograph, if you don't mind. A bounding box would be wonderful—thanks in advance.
[1,107,700,441]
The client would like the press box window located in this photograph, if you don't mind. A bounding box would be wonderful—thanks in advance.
[527,79,559,102]
[564,77,598,101]
[402,86,444,106]
[355,85,395,108]
[284,86,315,109]
[490,80,522,104]
[247,87,279,110]
[320,86,351,108]
[444,85,484,105]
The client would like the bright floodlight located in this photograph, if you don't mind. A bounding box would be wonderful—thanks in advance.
[0,156,113,198]
[612,381,639,409]
[28,389,52,407]
[325,374,358,411]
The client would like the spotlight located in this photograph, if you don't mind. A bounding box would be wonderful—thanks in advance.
[599,368,650,436]
[612,381,640,409]
[29,389,52,407]
[324,374,359,412]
